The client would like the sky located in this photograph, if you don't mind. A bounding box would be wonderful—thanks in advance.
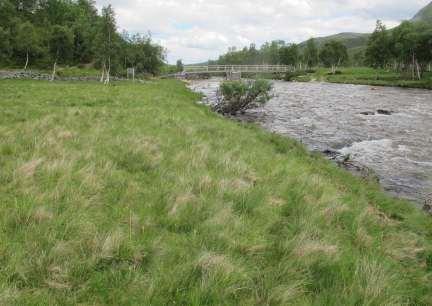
[95,0,431,64]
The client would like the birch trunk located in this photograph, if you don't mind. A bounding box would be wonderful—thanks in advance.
[24,50,29,70]
[51,50,59,82]
[104,56,111,85]
[415,60,421,80]
[51,60,57,81]
[412,52,415,80]
[104,29,112,85]
[100,62,105,83]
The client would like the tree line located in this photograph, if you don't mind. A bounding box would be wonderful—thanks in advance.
[0,0,166,81]
[365,20,432,80]
[212,20,432,78]
[211,39,348,73]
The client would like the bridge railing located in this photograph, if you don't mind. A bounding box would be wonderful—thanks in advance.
[183,65,292,73]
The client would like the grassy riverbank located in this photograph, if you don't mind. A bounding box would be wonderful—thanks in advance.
[1,79,432,305]
[293,67,432,89]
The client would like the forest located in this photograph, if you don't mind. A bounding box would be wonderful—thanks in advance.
[0,0,166,79]
[1,1,431,81]
[213,19,432,80]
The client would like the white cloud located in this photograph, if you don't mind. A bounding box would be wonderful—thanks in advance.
[95,0,431,64]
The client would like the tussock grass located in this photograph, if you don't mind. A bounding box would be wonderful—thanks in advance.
[0,79,432,305]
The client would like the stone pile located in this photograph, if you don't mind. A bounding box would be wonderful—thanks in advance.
[0,70,127,82]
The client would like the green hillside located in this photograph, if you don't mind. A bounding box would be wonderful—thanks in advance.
[412,1,432,23]
[300,32,370,49]
[300,1,432,52]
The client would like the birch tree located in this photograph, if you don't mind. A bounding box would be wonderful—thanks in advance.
[304,38,319,68]
[279,44,299,69]
[16,21,39,70]
[95,5,117,84]
[319,41,348,73]
[49,25,74,81]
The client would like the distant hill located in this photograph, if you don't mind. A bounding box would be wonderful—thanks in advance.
[300,1,432,52]
[411,1,432,23]
[203,2,432,65]
[299,32,370,49]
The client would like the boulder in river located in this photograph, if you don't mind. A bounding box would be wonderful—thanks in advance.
[360,111,375,116]
[377,109,394,115]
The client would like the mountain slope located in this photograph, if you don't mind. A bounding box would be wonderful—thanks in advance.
[300,1,431,51]
[300,32,370,49]
[411,1,432,23]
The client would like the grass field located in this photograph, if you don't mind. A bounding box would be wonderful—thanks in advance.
[0,79,432,305]
[294,67,432,89]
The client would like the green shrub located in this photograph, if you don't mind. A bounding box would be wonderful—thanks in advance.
[327,70,342,75]
[284,71,306,81]
[215,79,273,114]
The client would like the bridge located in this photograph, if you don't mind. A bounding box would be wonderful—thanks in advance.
[183,65,292,75]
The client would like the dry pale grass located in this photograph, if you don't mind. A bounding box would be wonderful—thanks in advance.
[169,192,197,215]
[218,151,257,178]
[354,259,400,304]
[383,232,426,263]
[51,241,76,258]
[77,164,103,192]
[189,143,210,168]
[57,130,75,140]
[267,196,286,207]
[364,205,401,227]
[270,282,306,304]
[219,178,253,193]
[242,244,267,255]
[197,252,235,275]
[197,175,213,192]
[43,156,76,174]
[100,230,124,260]
[206,206,236,227]
[32,206,54,223]
[129,136,162,165]
[17,158,43,178]
[0,288,20,305]
[355,226,374,248]
[46,265,71,290]
[293,235,339,258]
[321,202,350,221]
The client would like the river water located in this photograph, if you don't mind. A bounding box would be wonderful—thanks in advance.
[189,79,432,205]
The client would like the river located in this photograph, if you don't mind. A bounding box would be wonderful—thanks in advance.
[189,78,432,205]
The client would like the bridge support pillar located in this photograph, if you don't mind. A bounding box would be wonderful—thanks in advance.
[226,71,241,81]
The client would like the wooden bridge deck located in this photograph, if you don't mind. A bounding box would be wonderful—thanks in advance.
[183,65,292,74]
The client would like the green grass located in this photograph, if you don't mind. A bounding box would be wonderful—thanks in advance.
[0,79,432,305]
[294,67,432,89]
[55,66,101,78]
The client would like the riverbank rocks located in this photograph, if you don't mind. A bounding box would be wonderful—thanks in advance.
[0,70,127,82]
[322,149,380,183]
[0,70,51,80]
[423,198,432,215]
